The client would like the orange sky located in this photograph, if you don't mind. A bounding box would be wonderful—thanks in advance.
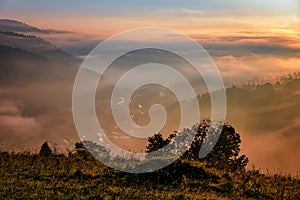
[0,0,299,37]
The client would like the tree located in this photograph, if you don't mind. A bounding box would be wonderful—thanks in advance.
[146,133,174,153]
[39,141,53,157]
[146,120,248,170]
[75,142,91,159]
[200,123,249,170]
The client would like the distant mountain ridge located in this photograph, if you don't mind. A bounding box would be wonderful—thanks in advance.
[0,19,42,33]
[0,30,37,38]
[0,19,80,65]
[0,19,71,34]
[0,19,80,85]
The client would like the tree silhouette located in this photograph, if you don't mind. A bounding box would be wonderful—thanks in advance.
[39,141,53,157]
[200,123,249,170]
[146,120,248,170]
[75,142,91,159]
[146,133,175,153]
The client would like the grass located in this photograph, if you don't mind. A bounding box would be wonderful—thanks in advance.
[0,152,299,199]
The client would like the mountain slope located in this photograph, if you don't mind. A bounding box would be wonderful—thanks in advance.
[0,19,80,65]
[0,19,42,33]
[164,77,300,174]
[0,45,72,85]
[0,21,80,151]
[0,30,79,65]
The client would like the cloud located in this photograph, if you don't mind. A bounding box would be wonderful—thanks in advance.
[214,55,300,85]
[0,45,80,152]
[0,100,19,115]
[42,29,73,34]
[242,129,300,175]
[47,29,300,60]
[34,31,102,57]
[0,98,41,150]
[192,34,300,58]
[0,83,79,152]
[0,115,36,127]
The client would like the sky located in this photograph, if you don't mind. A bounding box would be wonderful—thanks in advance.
[0,0,299,35]
[1,0,299,84]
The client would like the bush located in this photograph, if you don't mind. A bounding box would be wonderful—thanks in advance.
[39,141,53,157]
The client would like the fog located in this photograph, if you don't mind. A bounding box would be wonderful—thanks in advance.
[0,41,299,175]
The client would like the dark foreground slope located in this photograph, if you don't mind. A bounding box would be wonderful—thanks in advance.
[0,152,299,199]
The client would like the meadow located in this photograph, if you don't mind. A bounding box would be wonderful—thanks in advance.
[0,147,299,199]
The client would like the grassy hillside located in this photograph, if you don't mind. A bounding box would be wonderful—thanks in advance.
[0,151,299,199]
